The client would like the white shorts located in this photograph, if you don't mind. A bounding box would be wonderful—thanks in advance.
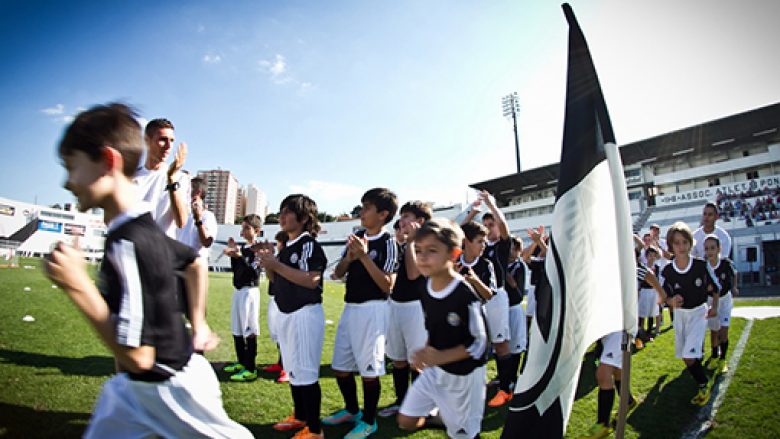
[331,300,387,377]
[638,288,660,318]
[277,304,325,386]
[599,331,623,369]
[525,285,536,317]
[508,303,527,353]
[707,293,734,331]
[673,304,708,359]
[399,365,486,439]
[231,287,260,337]
[484,288,510,343]
[268,296,281,342]
[386,299,427,362]
[85,354,252,439]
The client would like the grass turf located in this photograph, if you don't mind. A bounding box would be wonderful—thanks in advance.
[0,258,778,438]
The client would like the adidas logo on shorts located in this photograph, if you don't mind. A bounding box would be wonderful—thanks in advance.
[457,428,467,435]
[690,348,696,353]
[606,353,613,358]
[366,365,374,372]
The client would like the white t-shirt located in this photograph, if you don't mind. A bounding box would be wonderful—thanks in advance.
[692,225,732,259]
[177,209,217,261]
[133,167,191,238]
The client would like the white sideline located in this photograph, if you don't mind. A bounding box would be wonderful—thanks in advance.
[680,318,754,439]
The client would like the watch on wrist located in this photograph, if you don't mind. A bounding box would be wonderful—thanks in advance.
[165,181,180,192]
[195,220,203,227]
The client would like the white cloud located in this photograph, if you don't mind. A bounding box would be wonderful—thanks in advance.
[258,54,293,84]
[289,180,364,214]
[203,53,222,64]
[41,104,64,115]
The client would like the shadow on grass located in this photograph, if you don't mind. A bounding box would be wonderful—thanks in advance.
[0,402,90,439]
[0,349,114,377]
[628,370,704,437]
[575,348,599,400]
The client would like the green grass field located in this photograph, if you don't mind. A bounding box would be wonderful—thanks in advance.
[1,258,778,438]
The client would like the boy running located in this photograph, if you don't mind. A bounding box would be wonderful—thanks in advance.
[703,234,738,374]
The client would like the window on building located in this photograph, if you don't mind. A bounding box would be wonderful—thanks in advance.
[708,177,721,187]
[743,150,750,157]
[746,170,759,180]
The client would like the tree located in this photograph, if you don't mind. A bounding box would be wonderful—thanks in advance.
[317,212,336,223]
[265,213,279,224]
[351,205,362,218]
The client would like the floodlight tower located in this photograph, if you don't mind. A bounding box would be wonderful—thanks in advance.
[502,92,521,173]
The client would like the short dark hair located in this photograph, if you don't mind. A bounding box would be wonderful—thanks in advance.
[666,221,693,252]
[58,103,143,177]
[243,213,263,229]
[645,246,660,257]
[510,236,523,251]
[703,202,719,215]
[275,230,289,244]
[461,220,488,242]
[393,219,401,231]
[144,118,175,138]
[414,218,463,252]
[704,234,721,247]
[361,188,398,225]
[399,201,432,221]
[280,194,321,237]
[482,212,495,222]
[191,177,206,197]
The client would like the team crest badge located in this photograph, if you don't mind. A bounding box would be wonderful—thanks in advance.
[447,312,461,326]
[369,250,378,260]
[695,278,702,287]
[674,283,681,290]
[290,253,299,264]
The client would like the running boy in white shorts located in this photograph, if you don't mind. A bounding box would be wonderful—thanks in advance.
[661,222,721,406]
[380,201,432,418]
[703,234,738,375]
[327,188,399,439]
[259,194,328,439]
[397,218,488,439]
[222,214,263,382]
[47,103,251,438]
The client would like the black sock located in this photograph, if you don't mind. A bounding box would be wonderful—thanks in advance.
[277,344,283,367]
[497,354,514,392]
[614,379,634,405]
[362,378,381,425]
[669,308,674,322]
[392,365,410,404]
[597,388,615,425]
[336,375,360,415]
[411,369,420,383]
[687,360,707,385]
[233,336,246,366]
[509,353,523,388]
[291,384,304,421]
[245,337,257,372]
[720,340,729,359]
[711,346,719,359]
[301,383,322,433]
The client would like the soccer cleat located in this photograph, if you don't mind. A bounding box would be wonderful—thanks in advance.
[487,390,513,407]
[277,369,290,383]
[582,422,611,439]
[223,362,245,373]
[230,369,257,382]
[263,363,283,373]
[718,359,729,375]
[634,338,644,350]
[691,386,711,406]
[322,409,362,426]
[343,420,378,439]
[273,415,306,431]
[377,403,400,418]
[292,426,324,438]
[705,356,718,370]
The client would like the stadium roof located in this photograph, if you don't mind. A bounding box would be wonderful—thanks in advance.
[470,102,780,205]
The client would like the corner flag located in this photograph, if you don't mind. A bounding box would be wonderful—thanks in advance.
[502,4,637,437]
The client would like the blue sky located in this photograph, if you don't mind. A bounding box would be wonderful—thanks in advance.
[2,0,779,215]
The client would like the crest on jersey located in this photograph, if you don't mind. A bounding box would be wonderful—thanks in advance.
[369,249,378,260]
[695,278,702,287]
[674,283,681,290]
[447,312,461,326]
[290,253,299,264]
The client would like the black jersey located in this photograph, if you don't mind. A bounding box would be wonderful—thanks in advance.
[421,276,488,376]
[391,243,426,303]
[505,259,527,306]
[638,263,659,290]
[528,257,545,287]
[230,243,260,289]
[661,257,720,309]
[99,211,194,382]
[274,233,328,313]
[457,254,496,303]
[484,237,511,289]
[343,230,398,303]
[710,258,736,297]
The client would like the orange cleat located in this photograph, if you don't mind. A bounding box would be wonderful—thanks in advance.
[488,390,513,407]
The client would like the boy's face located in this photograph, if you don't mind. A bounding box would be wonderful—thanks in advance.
[240,221,258,242]
[61,150,109,212]
[702,207,718,228]
[704,239,720,261]
[360,202,387,229]
[279,207,302,234]
[670,232,692,258]
[414,234,452,278]
[643,234,652,247]
[145,127,175,164]
[463,234,486,259]
[646,251,658,266]
[483,218,499,241]
[399,212,423,233]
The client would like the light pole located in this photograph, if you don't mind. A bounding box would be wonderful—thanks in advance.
[502,92,521,173]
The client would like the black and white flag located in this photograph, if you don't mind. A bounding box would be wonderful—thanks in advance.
[502,4,637,437]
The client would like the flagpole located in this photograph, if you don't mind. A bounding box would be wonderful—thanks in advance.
[615,330,631,439]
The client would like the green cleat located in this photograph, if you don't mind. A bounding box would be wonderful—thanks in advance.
[691,385,711,406]
[718,358,729,375]
[230,369,257,382]
[582,422,611,439]
[223,362,245,373]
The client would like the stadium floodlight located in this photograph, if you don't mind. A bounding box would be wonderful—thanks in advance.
[502,92,522,173]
